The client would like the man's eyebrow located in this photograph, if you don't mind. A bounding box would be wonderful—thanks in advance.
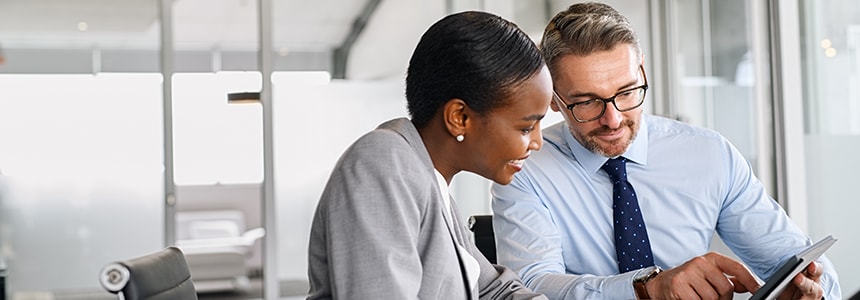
[565,78,640,99]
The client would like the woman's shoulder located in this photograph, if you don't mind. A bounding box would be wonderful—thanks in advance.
[338,118,431,175]
[324,119,437,208]
[350,119,420,157]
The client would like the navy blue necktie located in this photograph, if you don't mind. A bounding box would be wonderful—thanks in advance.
[601,157,654,272]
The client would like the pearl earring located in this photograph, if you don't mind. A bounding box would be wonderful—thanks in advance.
[456,134,464,142]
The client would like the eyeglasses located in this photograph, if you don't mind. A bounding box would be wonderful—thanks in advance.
[553,65,648,123]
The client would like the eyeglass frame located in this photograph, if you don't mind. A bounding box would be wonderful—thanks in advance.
[553,65,649,123]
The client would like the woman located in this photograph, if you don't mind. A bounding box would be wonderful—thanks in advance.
[307,11,552,299]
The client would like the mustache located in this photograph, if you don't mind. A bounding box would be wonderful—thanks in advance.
[587,119,635,136]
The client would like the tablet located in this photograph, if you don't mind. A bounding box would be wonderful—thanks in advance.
[748,235,837,300]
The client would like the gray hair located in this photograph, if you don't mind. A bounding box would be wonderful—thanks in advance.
[540,2,641,75]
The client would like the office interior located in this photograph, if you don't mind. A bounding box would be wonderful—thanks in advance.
[0,0,857,299]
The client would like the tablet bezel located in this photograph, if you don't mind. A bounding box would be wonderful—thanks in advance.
[748,235,837,300]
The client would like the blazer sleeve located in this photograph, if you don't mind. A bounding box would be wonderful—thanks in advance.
[476,261,549,300]
[452,203,547,300]
[312,131,429,299]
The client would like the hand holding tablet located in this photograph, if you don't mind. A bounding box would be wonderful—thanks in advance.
[748,235,837,300]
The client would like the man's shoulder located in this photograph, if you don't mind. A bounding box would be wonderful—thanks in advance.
[515,121,579,181]
[645,114,724,140]
[536,121,572,156]
[541,120,569,142]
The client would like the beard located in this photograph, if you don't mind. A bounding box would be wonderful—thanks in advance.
[578,118,639,157]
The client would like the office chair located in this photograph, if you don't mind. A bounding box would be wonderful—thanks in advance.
[849,288,860,300]
[468,215,496,264]
[99,246,198,300]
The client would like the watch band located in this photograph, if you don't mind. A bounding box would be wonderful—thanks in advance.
[633,280,651,299]
[633,266,661,300]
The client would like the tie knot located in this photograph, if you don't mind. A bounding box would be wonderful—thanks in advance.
[601,157,628,181]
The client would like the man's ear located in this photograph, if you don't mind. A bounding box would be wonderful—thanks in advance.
[443,98,468,138]
[550,97,562,112]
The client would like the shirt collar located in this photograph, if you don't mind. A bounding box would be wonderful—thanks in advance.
[563,116,650,174]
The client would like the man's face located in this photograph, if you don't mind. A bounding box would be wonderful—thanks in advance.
[550,44,644,157]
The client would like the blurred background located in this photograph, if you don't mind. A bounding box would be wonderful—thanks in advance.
[0,0,858,299]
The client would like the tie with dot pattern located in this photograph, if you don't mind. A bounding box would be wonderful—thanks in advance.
[601,157,655,273]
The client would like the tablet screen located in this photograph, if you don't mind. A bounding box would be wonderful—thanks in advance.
[748,235,837,300]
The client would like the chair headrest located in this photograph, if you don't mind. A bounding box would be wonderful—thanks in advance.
[99,262,130,293]
[98,246,197,299]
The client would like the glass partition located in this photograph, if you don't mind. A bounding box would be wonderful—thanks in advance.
[799,0,860,296]
[0,0,164,297]
[0,74,164,297]
[170,0,265,297]
[669,0,773,187]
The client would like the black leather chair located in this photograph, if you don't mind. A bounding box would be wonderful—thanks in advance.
[468,215,496,264]
[849,288,860,300]
[1,253,6,300]
[99,246,198,300]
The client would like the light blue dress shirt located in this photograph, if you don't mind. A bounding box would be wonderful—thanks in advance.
[491,114,841,299]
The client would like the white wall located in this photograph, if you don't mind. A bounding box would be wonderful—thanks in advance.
[804,135,860,295]
[0,74,165,293]
[272,77,408,280]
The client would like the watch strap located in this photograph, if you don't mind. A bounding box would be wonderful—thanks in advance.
[633,266,661,299]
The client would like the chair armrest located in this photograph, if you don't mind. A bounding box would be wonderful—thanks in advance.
[99,262,131,293]
[175,227,265,253]
[241,227,265,242]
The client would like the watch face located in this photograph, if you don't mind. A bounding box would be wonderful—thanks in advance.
[634,266,661,283]
[633,266,661,299]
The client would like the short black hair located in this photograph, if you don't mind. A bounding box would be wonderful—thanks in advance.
[406,11,545,129]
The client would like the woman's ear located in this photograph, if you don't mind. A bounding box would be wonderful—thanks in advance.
[443,98,468,139]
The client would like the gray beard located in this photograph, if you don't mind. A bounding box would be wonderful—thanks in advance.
[576,119,639,157]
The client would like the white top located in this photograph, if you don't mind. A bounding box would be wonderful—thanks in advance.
[434,169,480,291]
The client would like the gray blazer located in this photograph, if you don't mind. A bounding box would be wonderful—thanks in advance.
[307,118,545,300]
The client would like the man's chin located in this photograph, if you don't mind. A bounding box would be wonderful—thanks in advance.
[587,139,629,157]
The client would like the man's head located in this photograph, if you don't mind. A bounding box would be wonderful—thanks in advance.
[541,2,641,75]
[541,2,646,157]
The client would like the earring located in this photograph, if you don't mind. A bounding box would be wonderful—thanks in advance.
[456,134,464,142]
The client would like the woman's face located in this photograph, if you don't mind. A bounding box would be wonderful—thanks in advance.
[463,66,553,185]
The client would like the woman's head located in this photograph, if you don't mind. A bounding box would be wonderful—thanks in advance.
[406,11,545,129]
[405,11,553,185]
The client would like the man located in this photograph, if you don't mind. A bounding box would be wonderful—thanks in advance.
[491,2,841,299]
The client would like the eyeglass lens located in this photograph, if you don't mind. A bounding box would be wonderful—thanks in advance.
[572,87,645,121]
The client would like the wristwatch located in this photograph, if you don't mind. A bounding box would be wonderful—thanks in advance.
[633,266,662,300]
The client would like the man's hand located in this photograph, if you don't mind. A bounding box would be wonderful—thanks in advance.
[644,252,760,300]
[775,261,824,300]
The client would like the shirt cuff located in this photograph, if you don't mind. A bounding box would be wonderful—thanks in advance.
[600,268,650,299]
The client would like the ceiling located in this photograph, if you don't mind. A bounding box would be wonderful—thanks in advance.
[0,0,555,78]
[0,0,367,51]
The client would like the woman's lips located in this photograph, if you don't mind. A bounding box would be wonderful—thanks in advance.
[509,154,529,172]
